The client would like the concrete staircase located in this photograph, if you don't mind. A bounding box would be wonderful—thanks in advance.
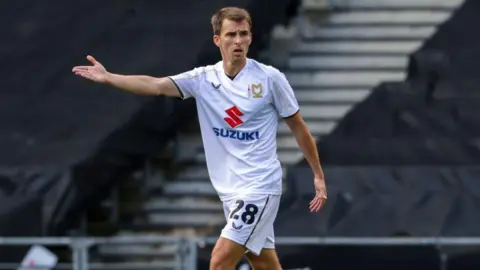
[274,0,464,163]
[89,161,223,267]
[94,0,464,266]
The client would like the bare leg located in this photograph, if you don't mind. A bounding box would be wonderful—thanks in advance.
[210,237,247,270]
[244,248,282,270]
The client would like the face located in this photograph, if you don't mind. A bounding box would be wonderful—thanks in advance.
[214,19,252,63]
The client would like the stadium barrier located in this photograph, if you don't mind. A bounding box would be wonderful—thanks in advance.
[0,236,197,270]
[2,236,480,270]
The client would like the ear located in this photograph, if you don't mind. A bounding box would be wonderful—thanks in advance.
[213,35,220,47]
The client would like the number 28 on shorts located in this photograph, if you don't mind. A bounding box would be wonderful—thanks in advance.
[220,194,281,256]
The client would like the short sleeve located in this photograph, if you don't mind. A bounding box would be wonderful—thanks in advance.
[270,70,300,118]
[168,67,203,100]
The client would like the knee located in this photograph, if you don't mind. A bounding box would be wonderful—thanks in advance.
[250,259,281,270]
[209,256,224,270]
[210,251,235,270]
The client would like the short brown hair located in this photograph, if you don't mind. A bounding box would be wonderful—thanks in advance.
[211,7,252,35]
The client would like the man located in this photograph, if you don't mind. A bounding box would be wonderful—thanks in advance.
[72,6,327,270]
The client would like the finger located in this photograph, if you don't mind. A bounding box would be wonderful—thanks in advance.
[311,197,327,212]
[86,55,97,65]
[311,199,322,212]
[74,71,89,79]
[309,192,323,205]
[309,197,322,212]
[310,192,321,204]
[75,71,95,81]
[309,200,319,212]
[309,196,319,207]
[72,66,90,72]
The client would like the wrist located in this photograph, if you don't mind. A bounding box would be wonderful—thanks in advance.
[104,72,114,85]
[314,174,324,180]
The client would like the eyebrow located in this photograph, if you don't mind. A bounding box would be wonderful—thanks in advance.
[225,30,249,35]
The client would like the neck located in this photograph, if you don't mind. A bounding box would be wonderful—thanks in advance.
[224,58,247,77]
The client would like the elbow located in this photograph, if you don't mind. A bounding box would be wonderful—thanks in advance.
[157,77,179,96]
[155,78,168,95]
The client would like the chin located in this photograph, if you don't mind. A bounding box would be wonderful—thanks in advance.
[232,55,246,61]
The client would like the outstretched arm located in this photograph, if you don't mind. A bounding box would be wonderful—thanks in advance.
[72,55,181,97]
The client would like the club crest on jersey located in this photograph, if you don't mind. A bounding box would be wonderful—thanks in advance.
[249,83,263,98]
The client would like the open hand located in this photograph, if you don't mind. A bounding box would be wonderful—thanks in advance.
[72,55,108,83]
[309,176,327,212]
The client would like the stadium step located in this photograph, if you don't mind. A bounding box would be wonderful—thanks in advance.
[291,40,422,55]
[304,26,436,41]
[277,135,319,150]
[278,120,336,136]
[141,197,223,214]
[288,55,408,70]
[142,213,225,228]
[322,0,464,10]
[285,71,405,87]
[162,181,217,197]
[323,10,453,26]
[293,104,352,120]
[173,133,203,164]
[295,89,371,103]
[174,165,210,181]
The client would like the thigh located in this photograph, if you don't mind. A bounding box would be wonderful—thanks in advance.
[221,194,280,256]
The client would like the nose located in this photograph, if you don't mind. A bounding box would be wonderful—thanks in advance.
[234,34,241,44]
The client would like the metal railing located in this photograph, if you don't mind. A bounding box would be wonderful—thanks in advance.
[0,236,197,270]
[2,236,480,270]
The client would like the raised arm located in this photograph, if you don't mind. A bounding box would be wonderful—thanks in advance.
[72,55,181,97]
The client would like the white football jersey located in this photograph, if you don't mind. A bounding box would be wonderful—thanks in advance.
[169,58,299,201]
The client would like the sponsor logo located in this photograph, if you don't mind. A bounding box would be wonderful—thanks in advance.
[224,106,244,128]
[213,128,260,141]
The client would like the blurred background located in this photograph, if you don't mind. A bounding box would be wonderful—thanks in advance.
[1,0,479,269]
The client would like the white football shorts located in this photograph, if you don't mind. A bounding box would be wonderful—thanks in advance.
[220,194,281,256]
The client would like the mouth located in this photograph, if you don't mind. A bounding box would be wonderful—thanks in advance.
[233,49,243,54]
